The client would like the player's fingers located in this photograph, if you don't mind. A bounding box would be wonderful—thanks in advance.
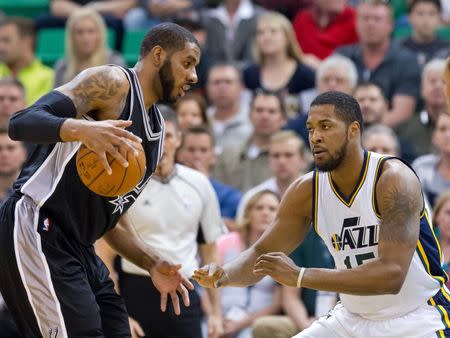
[110,119,132,128]
[97,151,112,175]
[170,291,181,315]
[111,126,142,144]
[181,276,194,290]
[105,144,128,168]
[177,283,190,307]
[160,292,168,313]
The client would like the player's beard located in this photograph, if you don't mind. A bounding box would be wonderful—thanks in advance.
[158,59,176,103]
[315,136,348,172]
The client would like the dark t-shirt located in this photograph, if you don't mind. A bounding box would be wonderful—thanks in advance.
[400,37,450,67]
[289,228,334,316]
[336,41,421,103]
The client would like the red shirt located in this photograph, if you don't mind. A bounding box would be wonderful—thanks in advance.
[293,6,359,59]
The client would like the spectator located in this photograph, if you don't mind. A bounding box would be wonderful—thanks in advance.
[293,0,358,65]
[252,229,335,338]
[286,55,358,144]
[243,11,315,104]
[400,0,450,67]
[362,124,401,157]
[214,90,287,192]
[203,0,265,68]
[433,189,450,290]
[97,109,225,338]
[398,58,447,156]
[54,8,125,87]
[0,18,53,105]
[217,189,282,338]
[174,93,209,131]
[206,63,252,154]
[36,0,138,50]
[236,131,308,224]
[177,125,242,231]
[354,80,388,128]
[254,0,312,20]
[0,78,26,129]
[337,0,421,128]
[413,111,450,206]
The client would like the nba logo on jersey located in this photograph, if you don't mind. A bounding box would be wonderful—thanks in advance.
[42,218,52,232]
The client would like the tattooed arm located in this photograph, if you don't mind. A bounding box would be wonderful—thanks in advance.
[245,160,423,295]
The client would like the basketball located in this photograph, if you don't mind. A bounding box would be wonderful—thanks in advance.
[76,143,146,197]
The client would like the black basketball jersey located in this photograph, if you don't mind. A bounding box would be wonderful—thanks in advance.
[13,66,165,245]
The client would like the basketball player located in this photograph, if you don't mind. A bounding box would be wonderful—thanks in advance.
[193,91,450,337]
[0,23,200,337]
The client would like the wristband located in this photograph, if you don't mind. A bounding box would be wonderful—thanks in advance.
[296,267,306,288]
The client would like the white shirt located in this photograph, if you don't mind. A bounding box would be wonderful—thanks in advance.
[122,164,226,277]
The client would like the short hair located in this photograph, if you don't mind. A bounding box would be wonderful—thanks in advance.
[0,77,25,96]
[139,22,199,59]
[158,104,179,130]
[270,130,306,157]
[0,17,36,40]
[408,0,441,13]
[422,58,446,80]
[363,124,400,152]
[317,55,358,91]
[207,62,242,82]
[181,125,215,148]
[359,0,393,17]
[310,91,364,134]
[354,80,386,98]
[250,89,287,118]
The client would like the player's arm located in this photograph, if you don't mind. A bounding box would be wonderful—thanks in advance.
[258,160,422,295]
[193,173,313,288]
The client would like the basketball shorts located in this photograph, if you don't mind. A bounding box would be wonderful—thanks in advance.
[0,192,130,337]
[294,288,450,338]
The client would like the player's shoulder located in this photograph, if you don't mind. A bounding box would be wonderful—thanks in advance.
[377,158,420,188]
[284,171,314,202]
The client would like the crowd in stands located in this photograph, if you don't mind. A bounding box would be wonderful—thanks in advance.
[0,0,449,337]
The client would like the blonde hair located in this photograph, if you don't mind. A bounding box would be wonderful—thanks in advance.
[433,189,450,226]
[238,190,280,245]
[253,11,303,64]
[64,8,108,84]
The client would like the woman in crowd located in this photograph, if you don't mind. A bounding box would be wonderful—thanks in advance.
[433,189,450,289]
[174,92,210,131]
[217,190,282,338]
[242,11,315,116]
[54,8,125,87]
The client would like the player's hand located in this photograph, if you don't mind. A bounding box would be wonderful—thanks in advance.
[192,263,229,288]
[445,57,450,114]
[149,260,194,315]
[77,119,143,175]
[253,252,301,287]
[128,317,144,338]
[207,314,224,338]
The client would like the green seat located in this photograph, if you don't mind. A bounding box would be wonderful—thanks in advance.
[392,26,412,39]
[122,31,147,67]
[437,27,450,42]
[390,0,408,20]
[0,0,49,18]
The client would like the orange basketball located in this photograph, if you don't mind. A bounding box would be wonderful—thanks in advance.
[76,143,146,197]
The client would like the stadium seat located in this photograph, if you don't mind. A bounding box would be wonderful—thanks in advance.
[392,26,412,39]
[390,0,408,20]
[36,28,117,67]
[122,31,147,67]
[437,27,450,42]
[0,0,49,18]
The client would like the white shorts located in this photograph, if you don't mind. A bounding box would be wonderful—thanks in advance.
[293,301,447,338]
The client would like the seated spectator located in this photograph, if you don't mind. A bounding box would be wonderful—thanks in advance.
[254,0,312,20]
[354,81,388,128]
[177,126,242,231]
[0,18,53,105]
[217,190,282,338]
[337,0,421,128]
[203,0,265,68]
[397,58,447,156]
[236,131,308,224]
[214,90,287,192]
[400,0,450,67]
[412,111,450,206]
[362,124,401,157]
[243,11,315,118]
[174,93,209,131]
[433,189,450,290]
[54,8,125,87]
[206,63,252,154]
[252,229,335,338]
[286,55,357,144]
[0,78,26,129]
[36,0,138,50]
[293,0,358,66]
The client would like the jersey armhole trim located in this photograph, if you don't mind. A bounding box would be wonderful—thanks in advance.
[312,170,319,234]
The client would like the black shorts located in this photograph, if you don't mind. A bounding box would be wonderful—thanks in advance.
[0,193,130,337]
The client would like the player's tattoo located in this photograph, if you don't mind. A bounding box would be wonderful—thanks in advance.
[378,171,422,244]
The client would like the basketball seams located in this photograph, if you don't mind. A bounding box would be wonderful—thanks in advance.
[113,151,129,196]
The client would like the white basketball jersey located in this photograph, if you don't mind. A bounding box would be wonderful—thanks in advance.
[314,151,447,320]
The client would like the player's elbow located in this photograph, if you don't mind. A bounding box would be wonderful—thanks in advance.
[381,266,406,294]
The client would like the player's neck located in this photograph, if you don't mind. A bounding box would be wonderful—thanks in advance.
[329,147,365,197]
[134,62,159,109]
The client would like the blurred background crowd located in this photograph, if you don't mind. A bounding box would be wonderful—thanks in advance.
[0,0,449,337]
